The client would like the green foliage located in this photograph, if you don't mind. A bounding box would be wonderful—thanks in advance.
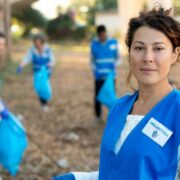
[47,13,75,39]
[47,12,88,41]
[58,0,96,37]
[87,7,96,26]
[72,27,87,40]
[18,7,46,27]
[70,0,95,7]
[13,6,47,36]
[96,0,117,11]
[174,0,180,15]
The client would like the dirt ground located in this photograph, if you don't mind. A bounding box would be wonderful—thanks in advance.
[0,41,180,180]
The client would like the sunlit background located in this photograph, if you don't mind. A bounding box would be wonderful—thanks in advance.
[33,0,72,19]
[0,0,179,179]
[6,0,180,52]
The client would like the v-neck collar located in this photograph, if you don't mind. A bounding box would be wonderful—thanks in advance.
[103,89,176,153]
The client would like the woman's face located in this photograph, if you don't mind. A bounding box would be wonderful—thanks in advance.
[34,39,44,52]
[129,26,179,86]
[98,31,107,43]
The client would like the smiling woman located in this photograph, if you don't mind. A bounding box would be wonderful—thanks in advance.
[129,26,177,88]
[126,11,180,90]
[52,6,180,180]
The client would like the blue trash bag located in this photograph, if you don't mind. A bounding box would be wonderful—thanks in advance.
[97,72,118,109]
[33,66,52,101]
[52,173,75,180]
[0,112,28,175]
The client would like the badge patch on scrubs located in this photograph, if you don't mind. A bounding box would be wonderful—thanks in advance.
[142,118,173,147]
[109,44,117,50]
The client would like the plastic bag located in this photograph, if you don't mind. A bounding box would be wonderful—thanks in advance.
[0,112,28,175]
[52,173,75,180]
[97,72,117,109]
[34,66,52,101]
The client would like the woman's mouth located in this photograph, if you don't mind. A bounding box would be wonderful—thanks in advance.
[140,68,157,71]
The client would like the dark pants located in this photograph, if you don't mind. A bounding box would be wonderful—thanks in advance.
[94,80,105,118]
[94,79,116,118]
[39,98,48,106]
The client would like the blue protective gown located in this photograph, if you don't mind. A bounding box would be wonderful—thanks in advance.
[90,38,119,80]
[99,89,180,180]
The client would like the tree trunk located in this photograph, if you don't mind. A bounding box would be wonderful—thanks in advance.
[3,0,11,63]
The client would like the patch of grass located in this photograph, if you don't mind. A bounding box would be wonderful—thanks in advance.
[51,41,89,53]
[0,61,31,94]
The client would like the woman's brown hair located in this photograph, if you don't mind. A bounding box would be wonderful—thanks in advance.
[125,7,180,88]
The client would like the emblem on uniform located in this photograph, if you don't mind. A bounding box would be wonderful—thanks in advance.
[142,118,173,147]
[152,130,159,138]
[109,44,117,50]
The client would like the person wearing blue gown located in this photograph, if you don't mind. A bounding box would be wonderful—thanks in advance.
[17,35,55,111]
[90,25,120,122]
[52,6,180,180]
[0,32,28,176]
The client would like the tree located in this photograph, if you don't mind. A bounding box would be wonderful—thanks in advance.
[174,0,180,16]
[96,0,117,11]
[70,0,96,8]
[47,12,75,39]
[13,6,47,37]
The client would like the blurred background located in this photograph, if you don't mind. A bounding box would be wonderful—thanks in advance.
[0,0,179,179]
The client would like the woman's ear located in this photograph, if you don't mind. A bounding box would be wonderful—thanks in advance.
[172,47,180,64]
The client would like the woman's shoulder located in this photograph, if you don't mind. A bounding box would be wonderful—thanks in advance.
[114,91,136,105]
[175,89,180,95]
[174,89,180,104]
[104,92,137,133]
[91,38,99,45]
[109,92,137,113]
[44,44,52,51]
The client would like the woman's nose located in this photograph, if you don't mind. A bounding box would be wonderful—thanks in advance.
[143,49,153,63]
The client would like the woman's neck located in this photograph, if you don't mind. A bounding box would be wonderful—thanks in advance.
[137,80,172,105]
[131,80,173,115]
[37,48,43,54]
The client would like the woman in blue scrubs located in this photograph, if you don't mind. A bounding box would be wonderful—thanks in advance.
[17,35,55,111]
[53,6,180,180]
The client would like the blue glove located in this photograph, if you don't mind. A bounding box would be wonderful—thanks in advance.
[0,100,9,119]
[16,66,23,74]
[52,173,75,180]
[47,67,52,77]
[1,108,9,118]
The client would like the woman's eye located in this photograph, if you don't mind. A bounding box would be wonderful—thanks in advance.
[134,46,144,51]
[154,47,165,51]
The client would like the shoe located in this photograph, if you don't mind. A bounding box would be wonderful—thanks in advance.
[42,105,49,112]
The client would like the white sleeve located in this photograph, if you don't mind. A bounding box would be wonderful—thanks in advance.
[72,171,99,180]
[48,49,55,67]
[90,54,96,71]
[0,100,5,112]
[23,48,33,65]
[90,42,96,71]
